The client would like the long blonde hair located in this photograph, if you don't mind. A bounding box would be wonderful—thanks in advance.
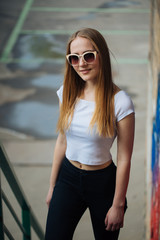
[57,28,115,137]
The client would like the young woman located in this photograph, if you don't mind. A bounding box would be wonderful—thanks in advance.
[45,28,135,240]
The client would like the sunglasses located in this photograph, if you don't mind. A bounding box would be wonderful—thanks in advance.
[66,51,98,66]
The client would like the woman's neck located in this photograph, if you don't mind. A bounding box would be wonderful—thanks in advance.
[81,82,96,101]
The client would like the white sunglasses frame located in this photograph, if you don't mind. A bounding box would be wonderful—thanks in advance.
[66,51,98,66]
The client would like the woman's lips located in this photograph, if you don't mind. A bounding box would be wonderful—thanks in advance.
[79,69,91,74]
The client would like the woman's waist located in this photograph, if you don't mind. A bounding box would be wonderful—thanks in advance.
[69,159,113,171]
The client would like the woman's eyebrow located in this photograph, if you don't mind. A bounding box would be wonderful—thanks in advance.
[72,49,95,54]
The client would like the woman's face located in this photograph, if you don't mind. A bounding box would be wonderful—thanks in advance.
[70,37,100,84]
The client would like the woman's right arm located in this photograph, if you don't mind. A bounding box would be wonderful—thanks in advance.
[46,132,67,208]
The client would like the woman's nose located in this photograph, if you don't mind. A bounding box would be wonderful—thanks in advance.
[79,56,87,66]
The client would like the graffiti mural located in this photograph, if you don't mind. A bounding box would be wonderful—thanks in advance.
[151,75,160,240]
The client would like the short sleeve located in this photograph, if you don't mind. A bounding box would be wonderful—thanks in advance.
[115,90,135,122]
[56,85,63,103]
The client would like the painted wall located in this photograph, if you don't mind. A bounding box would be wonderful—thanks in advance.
[150,75,160,240]
[147,0,160,239]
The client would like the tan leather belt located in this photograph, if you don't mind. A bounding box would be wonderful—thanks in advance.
[69,159,113,171]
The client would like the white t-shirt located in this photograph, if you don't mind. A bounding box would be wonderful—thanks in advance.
[57,85,134,165]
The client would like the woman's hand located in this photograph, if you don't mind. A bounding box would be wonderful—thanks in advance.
[104,205,124,231]
[46,186,54,208]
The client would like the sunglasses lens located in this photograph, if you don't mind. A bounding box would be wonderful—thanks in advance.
[69,55,79,65]
[84,52,95,63]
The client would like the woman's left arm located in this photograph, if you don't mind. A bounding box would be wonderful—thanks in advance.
[105,112,135,231]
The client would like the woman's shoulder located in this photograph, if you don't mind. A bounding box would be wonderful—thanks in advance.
[113,84,121,95]
[113,85,135,121]
[114,89,132,103]
[57,85,63,102]
[113,84,131,100]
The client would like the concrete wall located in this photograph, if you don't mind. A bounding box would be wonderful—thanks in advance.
[150,0,160,100]
[146,0,160,239]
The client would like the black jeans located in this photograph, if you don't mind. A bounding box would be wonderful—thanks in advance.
[45,156,127,240]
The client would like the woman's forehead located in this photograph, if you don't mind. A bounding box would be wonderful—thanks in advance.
[70,37,94,53]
